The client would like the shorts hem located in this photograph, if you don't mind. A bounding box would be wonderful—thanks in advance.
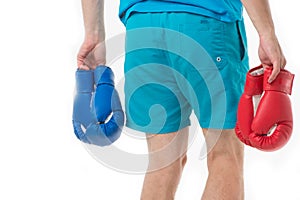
[125,120,191,134]
[199,121,236,129]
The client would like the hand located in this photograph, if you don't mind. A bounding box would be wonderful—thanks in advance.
[77,37,106,70]
[258,34,286,83]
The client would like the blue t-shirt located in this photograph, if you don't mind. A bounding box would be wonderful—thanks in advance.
[119,0,243,24]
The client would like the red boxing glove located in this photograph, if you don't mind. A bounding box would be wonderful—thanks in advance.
[235,65,264,147]
[249,67,294,151]
[235,65,295,151]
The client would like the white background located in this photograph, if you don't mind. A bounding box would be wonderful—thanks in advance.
[0,0,299,199]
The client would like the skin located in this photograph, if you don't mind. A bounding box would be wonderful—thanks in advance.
[241,0,286,83]
[78,0,286,199]
[77,0,106,70]
[141,128,244,200]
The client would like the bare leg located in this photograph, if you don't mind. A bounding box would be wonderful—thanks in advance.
[201,129,244,200]
[141,127,189,200]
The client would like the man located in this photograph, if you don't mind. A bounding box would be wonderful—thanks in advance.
[77,0,286,199]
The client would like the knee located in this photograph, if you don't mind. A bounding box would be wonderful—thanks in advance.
[167,153,187,173]
[167,153,187,172]
[206,149,244,177]
[207,148,240,165]
[149,153,187,173]
[206,130,244,170]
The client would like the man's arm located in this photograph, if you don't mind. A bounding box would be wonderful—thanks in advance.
[78,0,106,70]
[242,0,286,83]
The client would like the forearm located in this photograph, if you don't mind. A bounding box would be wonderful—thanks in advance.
[241,0,275,38]
[81,0,105,42]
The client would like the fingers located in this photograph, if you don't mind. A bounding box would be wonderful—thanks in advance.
[258,34,287,83]
[77,45,91,70]
[77,56,91,70]
[78,64,90,70]
[77,41,106,70]
[77,53,85,69]
[77,41,97,70]
[266,54,286,83]
[267,61,280,83]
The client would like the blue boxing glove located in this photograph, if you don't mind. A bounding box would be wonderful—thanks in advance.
[85,66,124,146]
[72,66,124,146]
[72,70,94,144]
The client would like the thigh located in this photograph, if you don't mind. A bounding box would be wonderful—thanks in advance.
[146,127,189,172]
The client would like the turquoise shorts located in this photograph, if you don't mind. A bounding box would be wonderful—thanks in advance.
[124,12,249,133]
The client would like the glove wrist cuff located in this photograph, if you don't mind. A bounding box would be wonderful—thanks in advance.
[244,65,264,96]
[94,65,115,86]
[264,67,295,95]
[76,70,94,92]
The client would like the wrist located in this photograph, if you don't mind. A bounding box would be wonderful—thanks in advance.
[259,30,277,42]
[84,30,105,44]
[257,25,276,38]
